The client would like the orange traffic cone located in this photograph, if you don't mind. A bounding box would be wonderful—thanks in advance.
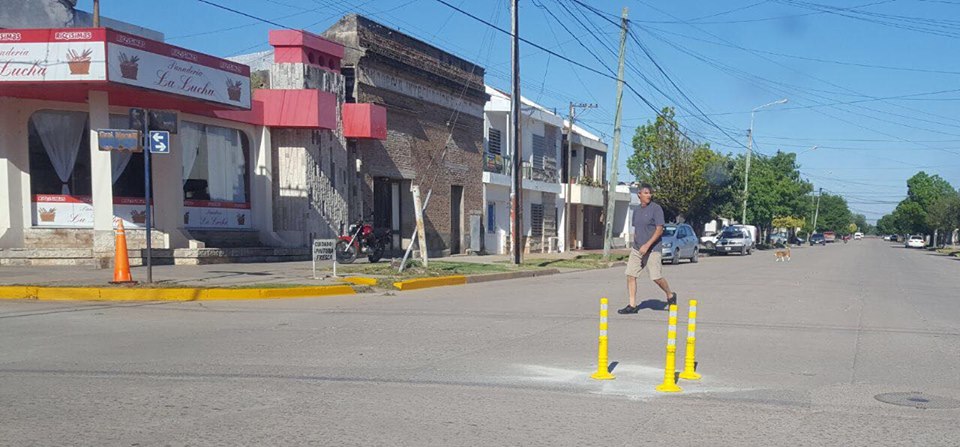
[110,220,135,284]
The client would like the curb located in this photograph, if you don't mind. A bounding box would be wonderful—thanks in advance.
[465,268,562,283]
[341,276,379,286]
[0,284,356,302]
[393,275,467,291]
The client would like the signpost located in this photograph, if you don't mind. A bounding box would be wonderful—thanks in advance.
[313,239,337,279]
[96,129,142,152]
[149,130,170,154]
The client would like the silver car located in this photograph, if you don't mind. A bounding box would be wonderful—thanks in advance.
[661,223,699,264]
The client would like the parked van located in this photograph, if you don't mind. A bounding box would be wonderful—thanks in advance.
[714,224,757,256]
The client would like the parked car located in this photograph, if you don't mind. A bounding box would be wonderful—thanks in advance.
[906,235,925,248]
[854,232,863,240]
[769,233,789,245]
[661,223,699,264]
[810,233,826,245]
[823,231,837,243]
[714,226,755,255]
[699,230,719,252]
[889,234,899,242]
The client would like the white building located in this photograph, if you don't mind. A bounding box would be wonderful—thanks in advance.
[481,86,630,254]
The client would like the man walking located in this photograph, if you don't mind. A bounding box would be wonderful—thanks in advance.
[618,183,677,314]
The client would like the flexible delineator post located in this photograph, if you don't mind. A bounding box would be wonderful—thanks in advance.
[656,304,682,392]
[679,300,702,381]
[590,298,615,380]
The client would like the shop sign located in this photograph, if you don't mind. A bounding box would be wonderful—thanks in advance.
[107,33,251,108]
[0,30,106,82]
[183,200,252,229]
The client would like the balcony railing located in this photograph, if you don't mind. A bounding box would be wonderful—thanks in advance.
[483,152,510,176]
[523,156,558,183]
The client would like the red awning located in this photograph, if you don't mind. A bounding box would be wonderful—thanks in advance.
[343,103,387,140]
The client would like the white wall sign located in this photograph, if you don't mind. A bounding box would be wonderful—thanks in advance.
[183,200,252,229]
[0,31,106,82]
[107,39,251,108]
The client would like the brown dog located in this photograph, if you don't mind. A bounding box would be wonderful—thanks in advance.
[775,246,791,262]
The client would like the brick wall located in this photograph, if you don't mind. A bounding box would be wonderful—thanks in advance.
[266,63,357,247]
[325,15,487,256]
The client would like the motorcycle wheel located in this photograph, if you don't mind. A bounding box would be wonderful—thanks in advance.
[367,240,385,263]
[336,240,358,264]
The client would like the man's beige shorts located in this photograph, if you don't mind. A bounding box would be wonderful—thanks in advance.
[625,249,663,280]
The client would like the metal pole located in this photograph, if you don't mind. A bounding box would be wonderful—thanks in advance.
[510,0,522,265]
[741,114,754,225]
[143,115,152,284]
[813,187,822,232]
[565,102,573,253]
[603,7,628,261]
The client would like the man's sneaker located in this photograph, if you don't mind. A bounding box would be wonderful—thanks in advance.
[617,305,639,314]
[666,292,677,310]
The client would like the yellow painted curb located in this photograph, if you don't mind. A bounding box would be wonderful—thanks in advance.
[393,275,467,291]
[0,285,355,302]
[341,276,378,286]
[0,286,37,300]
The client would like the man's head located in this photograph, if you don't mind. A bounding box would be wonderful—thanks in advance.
[638,183,653,205]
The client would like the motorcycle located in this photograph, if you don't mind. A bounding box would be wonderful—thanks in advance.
[335,218,391,264]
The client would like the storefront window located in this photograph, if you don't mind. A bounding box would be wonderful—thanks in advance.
[29,110,93,227]
[29,110,91,196]
[181,121,252,229]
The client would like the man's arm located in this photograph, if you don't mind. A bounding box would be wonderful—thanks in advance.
[639,225,664,255]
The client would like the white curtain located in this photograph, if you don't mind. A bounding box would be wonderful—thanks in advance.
[204,125,246,202]
[31,111,87,194]
[108,115,132,184]
[180,122,202,186]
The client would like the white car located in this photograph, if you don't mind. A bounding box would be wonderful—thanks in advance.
[905,235,925,248]
[854,232,863,240]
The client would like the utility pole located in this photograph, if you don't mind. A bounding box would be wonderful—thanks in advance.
[564,102,596,253]
[741,98,787,224]
[602,7,628,261]
[813,187,823,233]
[510,0,523,265]
[93,0,100,27]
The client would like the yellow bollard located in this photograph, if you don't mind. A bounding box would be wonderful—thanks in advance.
[655,304,682,392]
[679,299,702,381]
[590,298,615,380]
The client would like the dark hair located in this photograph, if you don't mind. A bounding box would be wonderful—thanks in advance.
[638,183,653,193]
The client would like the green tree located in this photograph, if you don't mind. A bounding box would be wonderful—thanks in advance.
[926,192,960,245]
[731,151,813,235]
[627,107,736,234]
[814,193,852,233]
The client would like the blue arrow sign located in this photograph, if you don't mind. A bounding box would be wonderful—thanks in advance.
[148,130,170,154]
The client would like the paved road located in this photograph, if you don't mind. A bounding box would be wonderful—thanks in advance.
[2,239,959,446]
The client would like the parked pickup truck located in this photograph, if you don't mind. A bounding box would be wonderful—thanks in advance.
[823,231,837,243]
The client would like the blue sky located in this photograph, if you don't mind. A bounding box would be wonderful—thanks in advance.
[76,0,960,223]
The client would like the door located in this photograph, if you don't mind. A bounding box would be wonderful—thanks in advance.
[450,185,463,254]
[373,178,399,251]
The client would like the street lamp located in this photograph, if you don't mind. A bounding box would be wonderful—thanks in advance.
[798,145,818,156]
[741,98,788,224]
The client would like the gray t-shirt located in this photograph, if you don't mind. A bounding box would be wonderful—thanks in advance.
[632,201,665,251]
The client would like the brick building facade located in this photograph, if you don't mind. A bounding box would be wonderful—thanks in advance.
[324,15,487,257]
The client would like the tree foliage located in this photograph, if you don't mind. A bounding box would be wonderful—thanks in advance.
[627,107,735,234]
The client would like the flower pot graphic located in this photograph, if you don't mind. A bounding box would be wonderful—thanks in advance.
[184,212,190,225]
[236,214,246,225]
[68,60,91,75]
[39,208,57,222]
[226,80,243,102]
[130,210,147,224]
[118,52,140,80]
[66,48,93,75]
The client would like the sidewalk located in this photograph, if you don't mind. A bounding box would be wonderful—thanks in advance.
[0,249,632,288]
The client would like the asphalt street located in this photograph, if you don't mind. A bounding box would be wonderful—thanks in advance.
[2,239,959,446]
